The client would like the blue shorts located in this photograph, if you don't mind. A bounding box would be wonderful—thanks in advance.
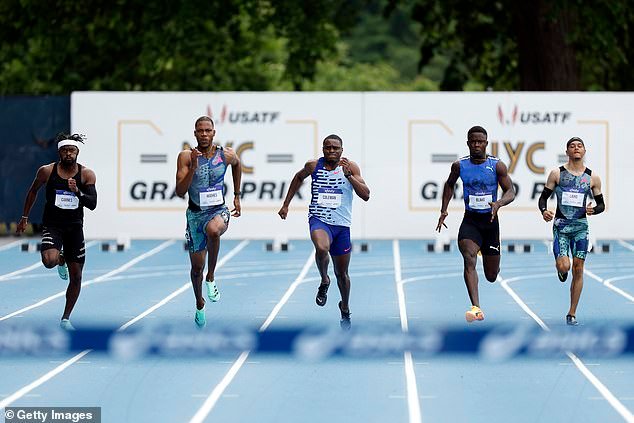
[553,218,589,260]
[309,216,351,256]
[185,206,230,253]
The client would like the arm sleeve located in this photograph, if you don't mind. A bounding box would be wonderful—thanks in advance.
[538,187,553,213]
[592,194,605,215]
[79,184,97,210]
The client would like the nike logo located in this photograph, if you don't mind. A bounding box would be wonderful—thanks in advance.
[344,246,351,252]
[333,170,340,174]
[489,246,500,252]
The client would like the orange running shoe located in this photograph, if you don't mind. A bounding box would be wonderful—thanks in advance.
[465,305,485,322]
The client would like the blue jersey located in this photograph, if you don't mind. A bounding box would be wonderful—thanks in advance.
[187,147,228,211]
[555,166,592,221]
[459,155,500,213]
[308,157,353,227]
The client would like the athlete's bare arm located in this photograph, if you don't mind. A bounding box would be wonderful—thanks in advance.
[436,161,460,232]
[175,149,201,198]
[339,157,370,201]
[223,147,242,217]
[278,160,317,220]
[16,164,53,234]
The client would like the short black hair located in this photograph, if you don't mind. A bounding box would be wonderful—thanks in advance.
[566,136,584,148]
[195,116,215,127]
[467,126,487,138]
[323,134,343,146]
[55,133,85,145]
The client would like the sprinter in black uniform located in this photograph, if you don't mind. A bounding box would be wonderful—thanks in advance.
[16,133,97,330]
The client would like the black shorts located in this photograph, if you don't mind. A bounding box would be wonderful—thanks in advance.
[41,224,86,264]
[458,211,500,256]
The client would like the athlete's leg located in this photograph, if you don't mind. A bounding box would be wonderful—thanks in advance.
[62,262,83,320]
[204,211,229,284]
[189,250,207,310]
[332,253,351,312]
[458,239,481,307]
[40,227,63,268]
[568,257,585,316]
[482,255,500,282]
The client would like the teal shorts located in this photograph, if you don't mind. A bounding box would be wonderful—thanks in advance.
[552,218,589,260]
[185,206,230,253]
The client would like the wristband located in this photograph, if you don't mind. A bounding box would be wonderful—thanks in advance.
[234,191,241,195]
[21,215,28,220]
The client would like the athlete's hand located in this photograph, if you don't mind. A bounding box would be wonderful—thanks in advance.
[190,148,202,170]
[489,201,501,222]
[436,211,448,232]
[16,217,28,234]
[231,196,241,217]
[339,157,352,177]
[68,178,78,193]
[586,202,595,216]
[278,205,289,220]
[542,209,554,222]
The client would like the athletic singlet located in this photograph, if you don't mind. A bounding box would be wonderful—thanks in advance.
[459,155,499,213]
[308,157,353,227]
[187,146,228,211]
[43,163,84,225]
[555,166,592,220]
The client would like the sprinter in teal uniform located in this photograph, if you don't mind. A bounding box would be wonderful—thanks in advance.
[538,137,605,326]
[176,116,242,328]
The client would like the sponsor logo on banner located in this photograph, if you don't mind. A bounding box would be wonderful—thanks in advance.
[497,104,572,125]
[207,104,280,125]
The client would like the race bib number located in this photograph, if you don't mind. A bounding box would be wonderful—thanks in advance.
[561,191,585,207]
[199,184,224,207]
[317,188,342,208]
[54,190,79,210]
[468,194,493,210]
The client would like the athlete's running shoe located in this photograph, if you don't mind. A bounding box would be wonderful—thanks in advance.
[566,314,579,326]
[338,301,351,330]
[60,319,75,331]
[316,283,329,306]
[57,251,68,281]
[205,280,220,302]
[557,271,568,282]
[465,305,485,322]
[195,306,206,328]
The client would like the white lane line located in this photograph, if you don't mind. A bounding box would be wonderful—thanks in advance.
[0,240,249,409]
[0,241,99,282]
[189,251,314,423]
[0,240,23,252]
[585,270,634,303]
[0,240,174,322]
[393,239,422,423]
[618,240,634,252]
[0,350,91,409]
[500,275,634,423]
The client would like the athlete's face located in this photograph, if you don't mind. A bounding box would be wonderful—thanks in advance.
[58,146,79,165]
[194,120,215,149]
[566,140,585,160]
[322,138,343,164]
[467,132,487,159]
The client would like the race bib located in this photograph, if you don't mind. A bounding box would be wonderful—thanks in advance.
[199,184,224,207]
[561,191,585,207]
[54,190,79,210]
[317,188,342,208]
[468,194,492,210]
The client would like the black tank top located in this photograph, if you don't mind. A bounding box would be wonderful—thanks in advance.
[43,163,84,225]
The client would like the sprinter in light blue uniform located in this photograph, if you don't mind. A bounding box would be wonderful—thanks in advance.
[538,136,605,326]
[437,126,515,323]
[279,134,370,329]
[176,116,242,328]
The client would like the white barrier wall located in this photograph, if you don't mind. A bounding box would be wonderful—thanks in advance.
[72,92,632,239]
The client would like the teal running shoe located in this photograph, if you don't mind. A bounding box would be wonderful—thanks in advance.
[206,280,220,302]
[60,319,75,331]
[57,252,68,281]
[195,306,206,328]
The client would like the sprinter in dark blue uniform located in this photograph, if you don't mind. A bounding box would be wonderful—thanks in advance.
[436,126,515,323]
[16,133,97,331]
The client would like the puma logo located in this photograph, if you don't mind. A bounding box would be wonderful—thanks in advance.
[486,166,495,172]
[489,245,500,252]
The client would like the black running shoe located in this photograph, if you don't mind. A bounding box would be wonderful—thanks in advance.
[557,271,568,282]
[566,314,579,326]
[338,301,351,330]
[316,283,329,306]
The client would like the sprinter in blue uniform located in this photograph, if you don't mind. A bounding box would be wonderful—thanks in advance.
[538,137,605,325]
[436,126,515,323]
[279,134,370,329]
[176,116,242,328]
[16,133,97,331]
